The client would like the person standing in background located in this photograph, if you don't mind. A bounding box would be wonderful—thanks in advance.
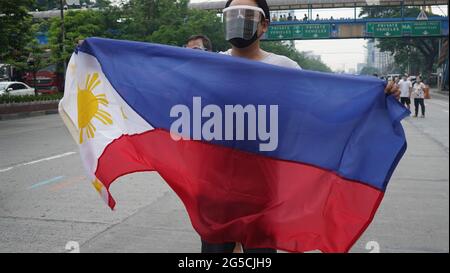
[398,74,412,111]
[412,76,426,118]
[185,35,213,52]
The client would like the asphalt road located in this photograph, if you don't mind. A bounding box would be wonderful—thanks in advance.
[0,92,448,253]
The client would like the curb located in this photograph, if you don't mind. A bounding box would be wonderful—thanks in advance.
[0,99,60,121]
[0,109,59,121]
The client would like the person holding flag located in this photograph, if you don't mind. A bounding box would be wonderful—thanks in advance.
[200,0,400,253]
[201,0,299,253]
[63,0,403,254]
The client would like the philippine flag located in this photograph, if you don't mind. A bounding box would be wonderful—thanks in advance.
[59,37,409,253]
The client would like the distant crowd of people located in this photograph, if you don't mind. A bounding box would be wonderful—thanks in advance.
[271,13,353,22]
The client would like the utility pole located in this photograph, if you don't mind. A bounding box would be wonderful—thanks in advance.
[27,54,37,95]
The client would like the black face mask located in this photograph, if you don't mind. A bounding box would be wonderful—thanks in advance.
[228,32,259,48]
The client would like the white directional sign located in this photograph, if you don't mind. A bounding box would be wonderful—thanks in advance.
[66,0,81,5]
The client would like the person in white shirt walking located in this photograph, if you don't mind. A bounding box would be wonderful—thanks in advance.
[398,74,412,110]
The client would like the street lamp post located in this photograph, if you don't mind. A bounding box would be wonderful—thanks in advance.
[27,55,37,96]
[60,0,66,74]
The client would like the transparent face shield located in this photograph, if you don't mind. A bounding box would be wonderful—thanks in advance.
[223,5,265,40]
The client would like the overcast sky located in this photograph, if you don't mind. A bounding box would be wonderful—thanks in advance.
[293,7,373,72]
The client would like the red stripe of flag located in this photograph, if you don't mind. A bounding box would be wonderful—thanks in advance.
[95,129,383,252]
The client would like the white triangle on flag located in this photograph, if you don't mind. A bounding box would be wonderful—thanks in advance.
[417,10,428,20]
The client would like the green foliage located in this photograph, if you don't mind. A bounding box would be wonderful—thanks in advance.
[359,66,379,75]
[93,0,111,8]
[48,9,109,70]
[261,42,332,72]
[149,8,228,52]
[44,0,330,72]
[0,0,35,67]
[47,0,228,66]
[0,93,63,104]
[119,0,189,41]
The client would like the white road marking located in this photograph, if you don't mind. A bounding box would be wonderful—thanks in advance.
[0,167,13,173]
[22,152,77,166]
[0,152,77,173]
[428,100,449,107]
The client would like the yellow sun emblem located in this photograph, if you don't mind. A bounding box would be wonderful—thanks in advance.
[77,73,113,144]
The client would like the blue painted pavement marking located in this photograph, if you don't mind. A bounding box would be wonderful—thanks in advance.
[28,176,66,190]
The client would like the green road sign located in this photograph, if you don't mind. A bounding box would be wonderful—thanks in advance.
[411,21,441,36]
[265,20,444,40]
[267,25,293,40]
[267,24,331,40]
[366,21,441,37]
[369,22,402,37]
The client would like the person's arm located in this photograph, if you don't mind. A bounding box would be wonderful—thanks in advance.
[385,81,400,99]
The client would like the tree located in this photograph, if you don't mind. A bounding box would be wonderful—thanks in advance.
[149,8,228,52]
[261,42,332,72]
[47,0,331,73]
[0,0,34,63]
[118,0,188,41]
[360,66,379,76]
[48,9,114,71]
[360,6,442,81]
[94,0,112,9]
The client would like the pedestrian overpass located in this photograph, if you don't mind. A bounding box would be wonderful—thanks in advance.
[264,16,448,41]
[189,0,449,11]
[189,0,449,40]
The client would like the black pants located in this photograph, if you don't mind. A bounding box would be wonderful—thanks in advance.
[201,240,277,253]
[414,98,425,116]
[400,97,411,107]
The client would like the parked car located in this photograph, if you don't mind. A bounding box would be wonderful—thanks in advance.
[0,81,35,96]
